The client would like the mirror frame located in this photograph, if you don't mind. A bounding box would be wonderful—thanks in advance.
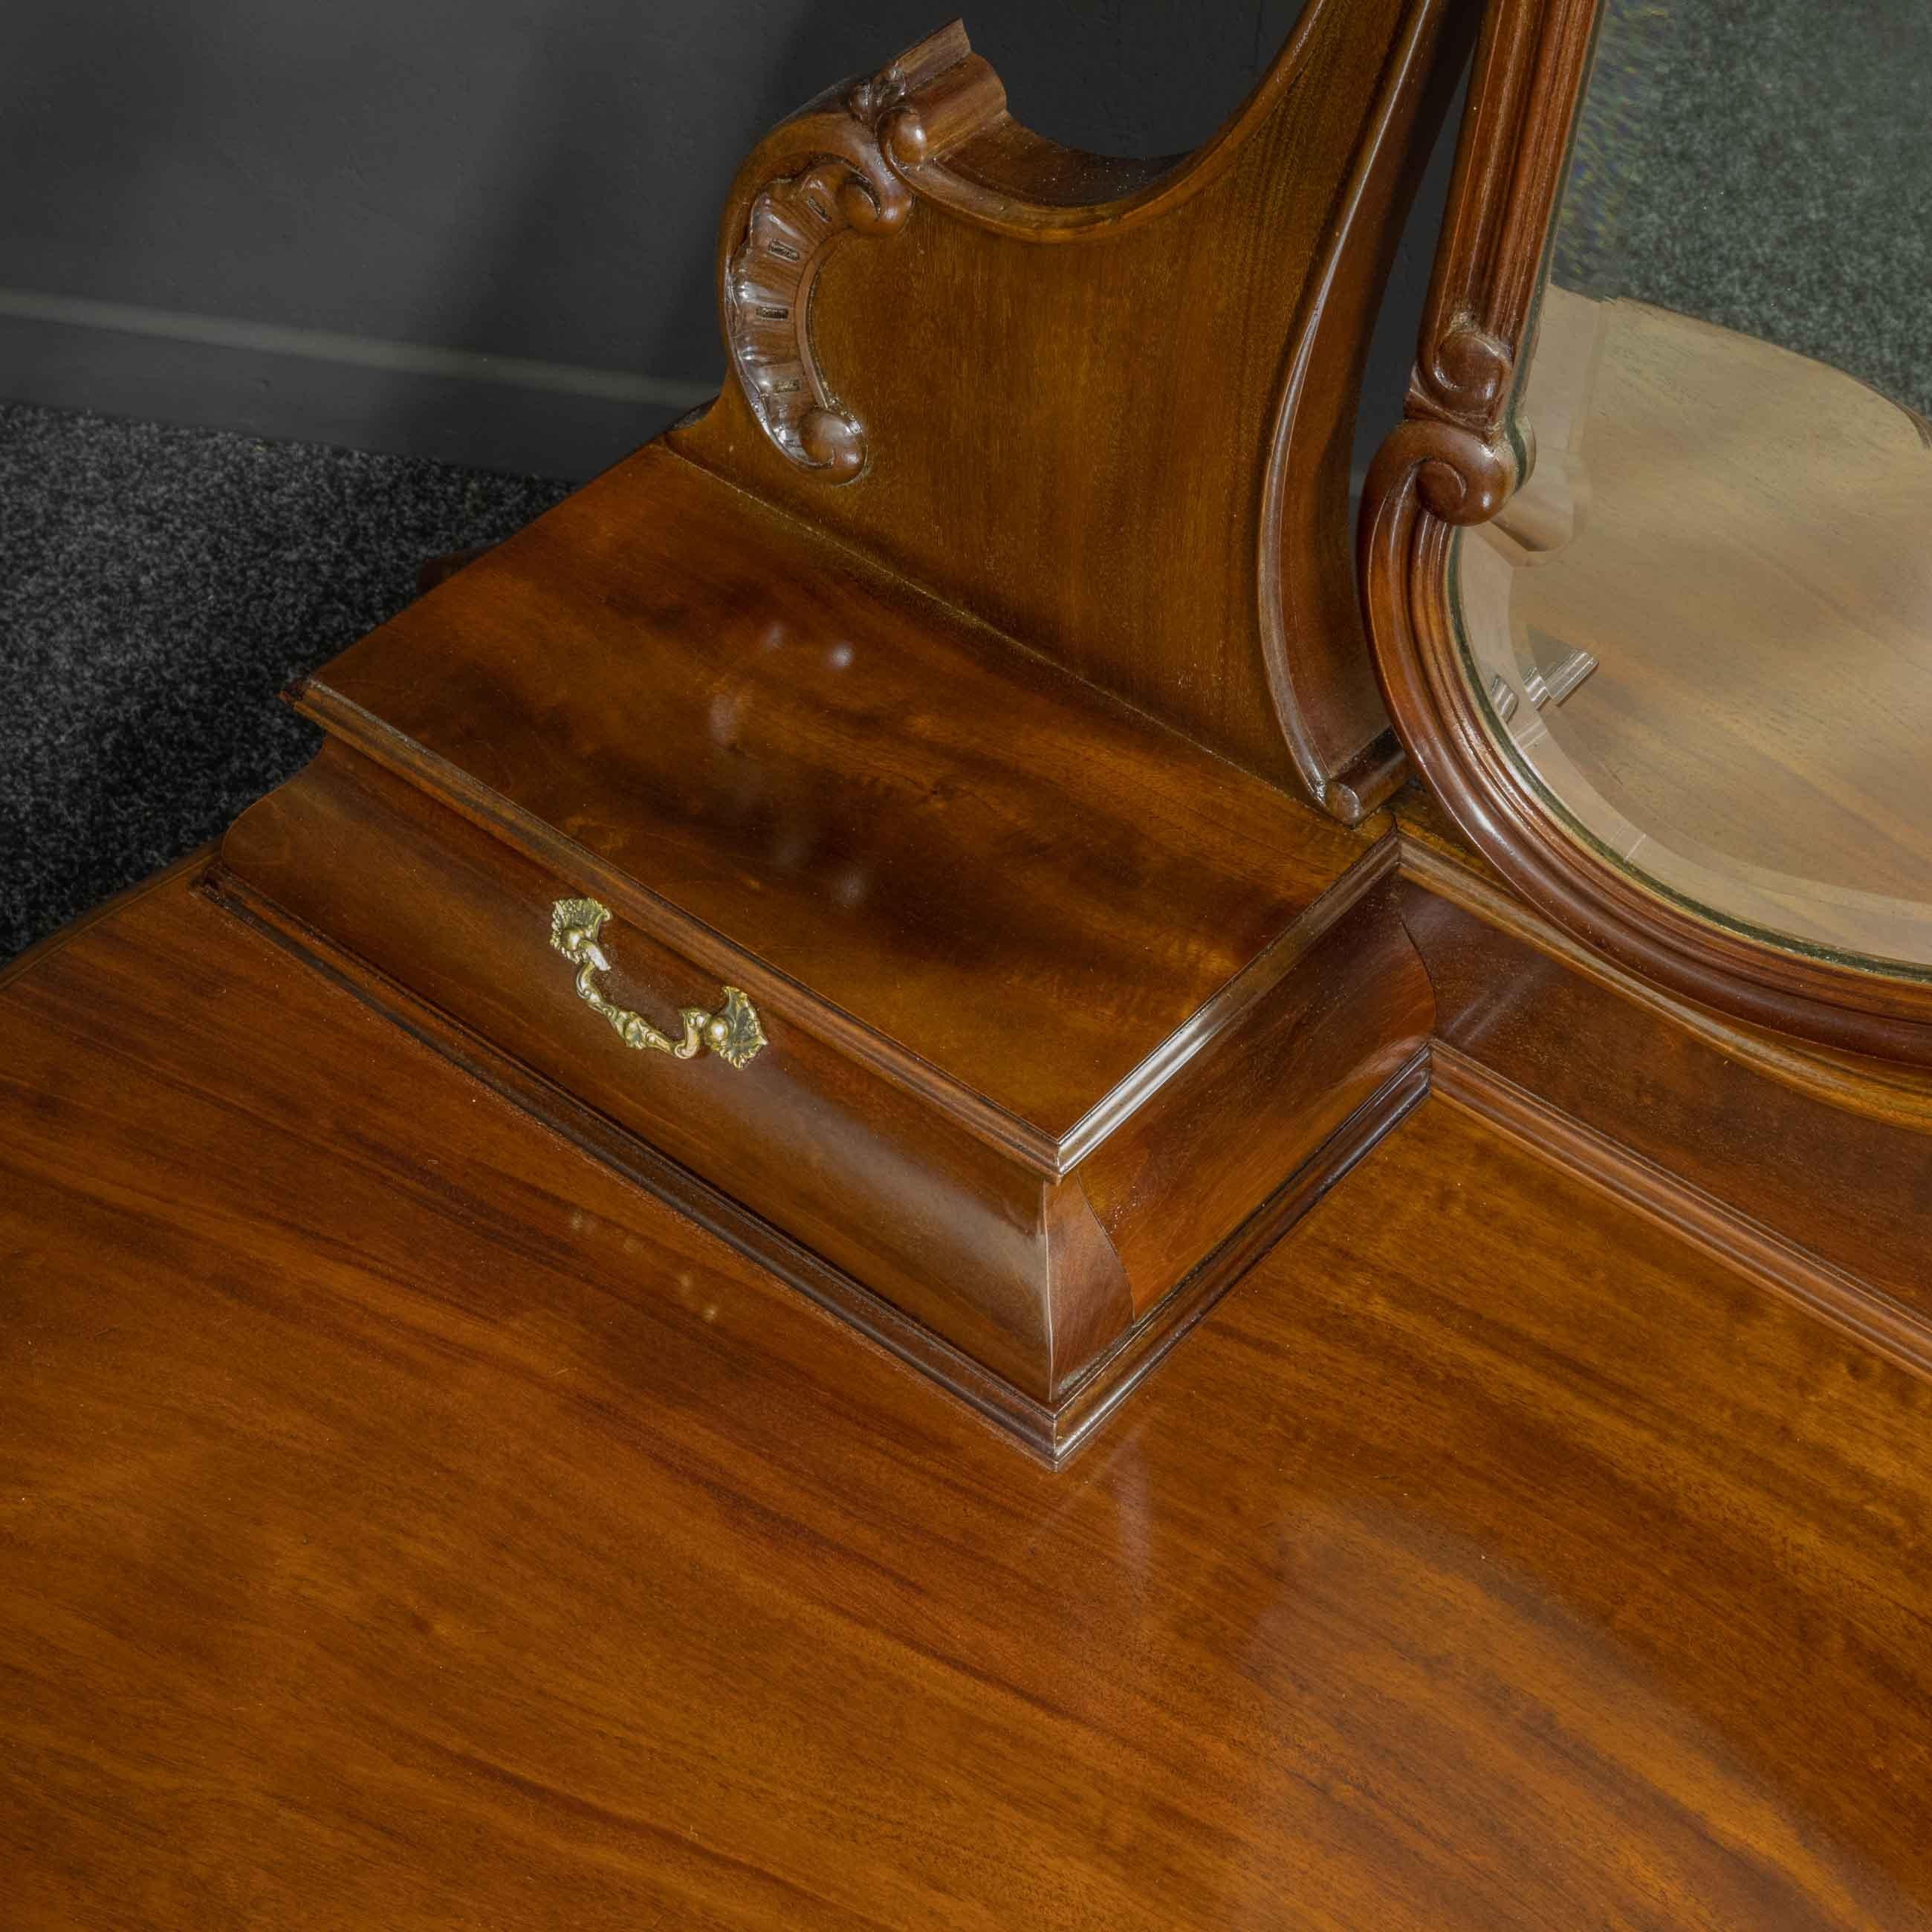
[1361,0,1932,1068]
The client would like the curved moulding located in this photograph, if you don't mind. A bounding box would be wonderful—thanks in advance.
[727,161,899,481]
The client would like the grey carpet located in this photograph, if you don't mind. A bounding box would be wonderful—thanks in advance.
[1,402,569,961]
[1555,0,1932,416]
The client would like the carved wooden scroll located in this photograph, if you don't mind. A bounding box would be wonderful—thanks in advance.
[675,4,1475,823]
[727,163,901,480]
[722,28,993,481]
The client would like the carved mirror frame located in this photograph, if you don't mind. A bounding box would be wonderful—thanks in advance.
[1361,0,1932,1067]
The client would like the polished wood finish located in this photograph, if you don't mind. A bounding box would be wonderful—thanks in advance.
[674,2,1478,819]
[1395,785,1932,1132]
[11,8,1932,1916]
[214,741,1427,1452]
[288,444,1372,1132]
[6,872,1932,1928]
[1074,866,1424,1299]
[1361,0,1932,1065]
[217,836,1430,1465]
[1393,791,1932,1352]
[214,443,1431,1442]
[1404,872,1932,1362]
[204,1,1492,1430]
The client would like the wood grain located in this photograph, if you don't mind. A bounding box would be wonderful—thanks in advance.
[1395,813,1932,1359]
[252,436,1433,1421]
[675,0,1476,817]
[1432,1036,1932,1387]
[1395,782,1932,1132]
[214,738,1429,1427]
[4,872,1932,1927]
[305,442,1372,1144]
[213,859,1432,1467]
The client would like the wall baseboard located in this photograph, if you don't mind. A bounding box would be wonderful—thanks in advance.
[0,292,718,479]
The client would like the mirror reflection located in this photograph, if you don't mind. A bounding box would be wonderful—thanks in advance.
[1452,0,1932,973]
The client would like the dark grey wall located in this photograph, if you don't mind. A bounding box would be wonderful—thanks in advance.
[0,1,1456,479]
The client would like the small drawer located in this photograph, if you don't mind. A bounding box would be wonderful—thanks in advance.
[216,739,1427,1462]
[218,742,1135,1415]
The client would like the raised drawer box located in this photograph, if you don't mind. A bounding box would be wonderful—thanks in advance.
[213,444,1428,1461]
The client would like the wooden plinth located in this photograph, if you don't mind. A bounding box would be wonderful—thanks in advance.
[210,444,1431,1453]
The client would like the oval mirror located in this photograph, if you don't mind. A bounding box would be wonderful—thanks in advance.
[1367,0,1932,1064]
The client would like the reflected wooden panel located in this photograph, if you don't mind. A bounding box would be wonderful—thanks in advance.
[1457,284,1932,970]
[4,871,1932,1926]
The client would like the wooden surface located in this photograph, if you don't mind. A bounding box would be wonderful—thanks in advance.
[1401,860,1932,1354]
[306,442,1372,1143]
[213,741,1428,1430]
[1392,787,1932,1388]
[672,0,1477,817]
[250,442,1430,1424]
[5,868,1932,1928]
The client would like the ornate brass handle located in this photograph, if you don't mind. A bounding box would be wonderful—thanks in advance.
[549,898,766,1070]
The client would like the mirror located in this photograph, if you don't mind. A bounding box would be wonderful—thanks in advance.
[1448,0,1932,980]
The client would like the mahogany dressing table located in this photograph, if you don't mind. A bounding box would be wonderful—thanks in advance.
[4,0,1930,1922]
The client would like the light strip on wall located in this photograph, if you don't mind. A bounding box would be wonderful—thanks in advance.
[0,287,717,409]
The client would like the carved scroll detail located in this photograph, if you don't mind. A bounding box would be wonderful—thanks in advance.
[1376,414,1520,528]
[1415,320,1517,430]
[727,158,908,481]
[723,38,975,482]
[1387,322,1523,525]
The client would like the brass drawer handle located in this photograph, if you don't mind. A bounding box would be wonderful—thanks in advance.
[549,897,766,1070]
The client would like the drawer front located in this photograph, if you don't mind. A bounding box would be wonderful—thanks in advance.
[220,742,1097,1399]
